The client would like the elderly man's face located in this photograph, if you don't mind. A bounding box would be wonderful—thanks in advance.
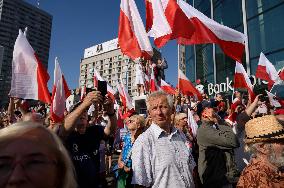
[269,142,284,167]
[148,96,172,127]
[0,129,59,187]
[76,111,88,134]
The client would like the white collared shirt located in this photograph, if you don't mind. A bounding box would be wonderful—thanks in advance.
[131,123,196,188]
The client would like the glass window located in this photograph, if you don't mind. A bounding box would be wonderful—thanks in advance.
[246,0,283,19]
[247,3,284,59]
[195,44,214,83]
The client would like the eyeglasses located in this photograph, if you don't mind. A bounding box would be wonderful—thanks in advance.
[0,157,57,179]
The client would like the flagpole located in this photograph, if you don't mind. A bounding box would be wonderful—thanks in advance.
[177,44,180,93]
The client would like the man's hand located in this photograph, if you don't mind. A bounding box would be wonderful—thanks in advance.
[103,94,115,114]
[82,91,103,107]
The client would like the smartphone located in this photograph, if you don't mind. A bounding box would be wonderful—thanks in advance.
[97,80,107,97]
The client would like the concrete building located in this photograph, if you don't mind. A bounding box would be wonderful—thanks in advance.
[0,0,52,105]
[180,0,284,96]
[80,38,162,97]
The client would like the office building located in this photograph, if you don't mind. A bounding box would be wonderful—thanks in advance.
[80,38,162,97]
[0,0,52,104]
[181,0,284,95]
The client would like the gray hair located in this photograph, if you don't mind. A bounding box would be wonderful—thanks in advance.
[0,122,77,188]
[246,142,284,167]
[146,91,173,109]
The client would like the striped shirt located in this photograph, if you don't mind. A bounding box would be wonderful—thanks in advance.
[131,123,195,188]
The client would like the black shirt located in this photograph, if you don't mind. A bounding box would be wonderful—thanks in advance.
[65,125,104,188]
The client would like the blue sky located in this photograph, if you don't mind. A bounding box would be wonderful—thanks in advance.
[25,0,178,89]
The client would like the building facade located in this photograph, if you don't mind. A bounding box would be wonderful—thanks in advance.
[80,39,139,96]
[80,38,163,97]
[182,0,284,94]
[0,0,52,105]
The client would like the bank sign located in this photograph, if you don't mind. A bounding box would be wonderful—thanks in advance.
[207,76,257,96]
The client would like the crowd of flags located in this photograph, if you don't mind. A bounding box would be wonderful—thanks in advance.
[9,0,284,123]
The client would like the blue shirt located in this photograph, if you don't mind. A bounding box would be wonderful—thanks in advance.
[121,132,133,167]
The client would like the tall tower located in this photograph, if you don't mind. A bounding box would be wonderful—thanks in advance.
[0,0,53,105]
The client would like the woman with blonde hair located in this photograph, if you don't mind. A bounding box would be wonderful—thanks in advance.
[0,121,77,188]
[116,114,145,188]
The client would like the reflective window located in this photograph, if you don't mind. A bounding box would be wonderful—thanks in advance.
[247,2,284,73]
[246,0,283,19]
[185,45,195,81]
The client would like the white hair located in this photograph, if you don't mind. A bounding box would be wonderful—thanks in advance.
[146,91,173,109]
[0,122,77,188]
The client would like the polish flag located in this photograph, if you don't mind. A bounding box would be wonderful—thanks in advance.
[225,112,237,127]
[50,58,71,123]
[278,67,284,81]
[266,90,282,108]
[10,29,51,104]
[256,52,280,89]
[147,0,246,62]
[117,81,134,111]
[144,73,150,92]
[93,69,116,101]
[160,79,176,95]
[178,69,202,100]
[80,85,86,101]
[118,0,153,60]
[145,0,194,48]
[234,62,255,100]
[150,68,158,92]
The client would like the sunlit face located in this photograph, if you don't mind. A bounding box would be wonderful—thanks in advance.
[176,117,188,130]
[148,96,172,127]
[0,129,59,188]
[76,111,88,134]
[127,118,140,132]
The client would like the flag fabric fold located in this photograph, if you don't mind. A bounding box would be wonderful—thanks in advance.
[118,0,153,60]
[150,68,158,92]
[160,79,176,95]
[117,81,134,111]
[10,29,51,104]
[255,52,281,89]
[178,69,202,100]
[234,62,255,100]
[146,0,246,62]
[50,58,71,123]
[188,110,198,137]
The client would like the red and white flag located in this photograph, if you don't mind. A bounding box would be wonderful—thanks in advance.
[234,62,255,100]
[178,69,202,100]
[150,68,158,92]
[146,0,246,62]
[266,90,281,108]
[145,0,195,48]
[118,0,153,60]
[256,52,281,88]
[160,79,176,95]
[278,67,284,81]
[50,58,71,122]
[10,29,51,104]
[117,80,134,111]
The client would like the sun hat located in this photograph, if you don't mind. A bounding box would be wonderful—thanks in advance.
[245,115,284,144]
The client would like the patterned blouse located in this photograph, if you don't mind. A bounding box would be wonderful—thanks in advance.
[121,132,133,168]
[237,158,284,188]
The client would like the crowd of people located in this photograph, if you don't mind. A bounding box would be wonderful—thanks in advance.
[0,85,283,188]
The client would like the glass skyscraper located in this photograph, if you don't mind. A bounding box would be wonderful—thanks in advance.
[183,0,284,86]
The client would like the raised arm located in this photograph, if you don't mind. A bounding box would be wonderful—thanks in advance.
[64,91,102,134]
[103,95,117,136]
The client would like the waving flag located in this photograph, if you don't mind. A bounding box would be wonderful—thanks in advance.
[256,52,281,89]
[146,0,246,62]
[278,67,284,81]
[145,0,194,48]
[80,85,86,101]
[117,81,134,111]
[150,68,158,92]
[118,0,153,60]
[234,62,255,100]
[50,58,71,122]
[10,29,51,104]
[160,79,176,95]
[178,69,202,100]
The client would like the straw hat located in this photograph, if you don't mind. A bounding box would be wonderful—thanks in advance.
[245,115,284,144]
